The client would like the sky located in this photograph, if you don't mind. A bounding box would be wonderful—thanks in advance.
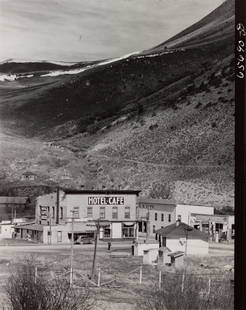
[0,0,225,62]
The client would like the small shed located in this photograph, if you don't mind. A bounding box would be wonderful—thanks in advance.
[156,220,209,255]
[21,172,37,181]
[158,247,172,266]
[143,248,159,265]
[134,242,159,256]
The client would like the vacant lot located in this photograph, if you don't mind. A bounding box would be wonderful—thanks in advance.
[0,241,234,310]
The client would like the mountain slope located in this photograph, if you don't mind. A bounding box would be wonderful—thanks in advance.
[148,0,234,51]
[0,0,234,208]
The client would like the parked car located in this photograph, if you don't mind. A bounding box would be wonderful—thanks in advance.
[74,236,93,245]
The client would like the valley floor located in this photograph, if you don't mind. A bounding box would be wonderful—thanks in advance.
[0,240,234,310]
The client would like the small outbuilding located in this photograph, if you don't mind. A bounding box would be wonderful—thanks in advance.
[143,248,159,265]
[156,220,209,255]
[158,247,172,266]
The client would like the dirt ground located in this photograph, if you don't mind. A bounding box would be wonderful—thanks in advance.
[0,240,234,310]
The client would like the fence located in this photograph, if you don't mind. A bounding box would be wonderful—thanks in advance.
[32,263,234,294]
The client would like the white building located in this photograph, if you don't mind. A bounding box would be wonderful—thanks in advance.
[156,220,209,255]
[175,204,214,225]
[16,189,140,244]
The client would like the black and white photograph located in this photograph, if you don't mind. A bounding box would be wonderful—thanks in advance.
[0,0,242,309]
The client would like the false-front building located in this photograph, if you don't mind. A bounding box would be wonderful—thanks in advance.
[16,189,140,244]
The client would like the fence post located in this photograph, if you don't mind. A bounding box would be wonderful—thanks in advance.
[70,266,73,287]
[97,268,101,287]
[139,266,142,284]
[159,270,162,289]
[208,278,211,295]
[181,273,185,292]
[34,266,37,284]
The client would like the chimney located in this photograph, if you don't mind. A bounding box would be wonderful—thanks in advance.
[176,217,181,227]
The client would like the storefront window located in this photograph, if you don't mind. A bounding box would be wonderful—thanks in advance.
[104,225,111,238]
[122,223,134,238]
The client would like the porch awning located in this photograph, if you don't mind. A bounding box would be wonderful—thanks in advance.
[123,222,135,226]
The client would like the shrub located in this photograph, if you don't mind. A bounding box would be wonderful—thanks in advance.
[4,257,95,310]
[137,272,233,310]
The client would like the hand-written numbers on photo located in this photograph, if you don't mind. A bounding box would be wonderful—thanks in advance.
[236,23,245,79]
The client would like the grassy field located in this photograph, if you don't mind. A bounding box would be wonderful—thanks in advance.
[0,241,234,310]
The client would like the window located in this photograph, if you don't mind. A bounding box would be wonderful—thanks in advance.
[112,206,118,219]
[100,207,105,219]
[124,206,130,219]
[73,207,79,218]
[168,214,171,222]
[52,206,55,219]
[153,225,156,233]
[122,224,134,238]
[60,207,63,219]
[155,213,158,221]
[87,206,93,218]
[161,213,164,222]
[57,231,62,242]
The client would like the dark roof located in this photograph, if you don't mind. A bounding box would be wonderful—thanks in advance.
[22,171,37,176]
[15,223,43,231]
[168,251,184,258]
[0,196,29,204]
[138,197,176,205]
[156,222,208,242]
[63,189,141,195]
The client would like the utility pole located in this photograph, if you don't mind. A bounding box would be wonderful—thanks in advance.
[70,209,75,287]
[184,227,193,256]
[49,209,52,245]
[91,219,100,279]
[146,205,150,242]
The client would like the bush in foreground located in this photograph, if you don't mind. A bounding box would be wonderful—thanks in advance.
[4,257,95,310]
[137,272,233,310]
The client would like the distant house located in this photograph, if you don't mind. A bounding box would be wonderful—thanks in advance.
[137,198,214,238]
[156,220,209,255]
[0,196,30,221]
[21,172,37,181]
[0,218,31,239]
[190,213,235,241]
[0,220,14,239]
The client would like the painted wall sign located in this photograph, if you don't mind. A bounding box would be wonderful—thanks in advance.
[88,196,124,205]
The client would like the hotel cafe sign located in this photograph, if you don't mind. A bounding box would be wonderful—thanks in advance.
[88,196,125,205]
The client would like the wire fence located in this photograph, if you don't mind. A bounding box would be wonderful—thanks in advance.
[32,263,234,294]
